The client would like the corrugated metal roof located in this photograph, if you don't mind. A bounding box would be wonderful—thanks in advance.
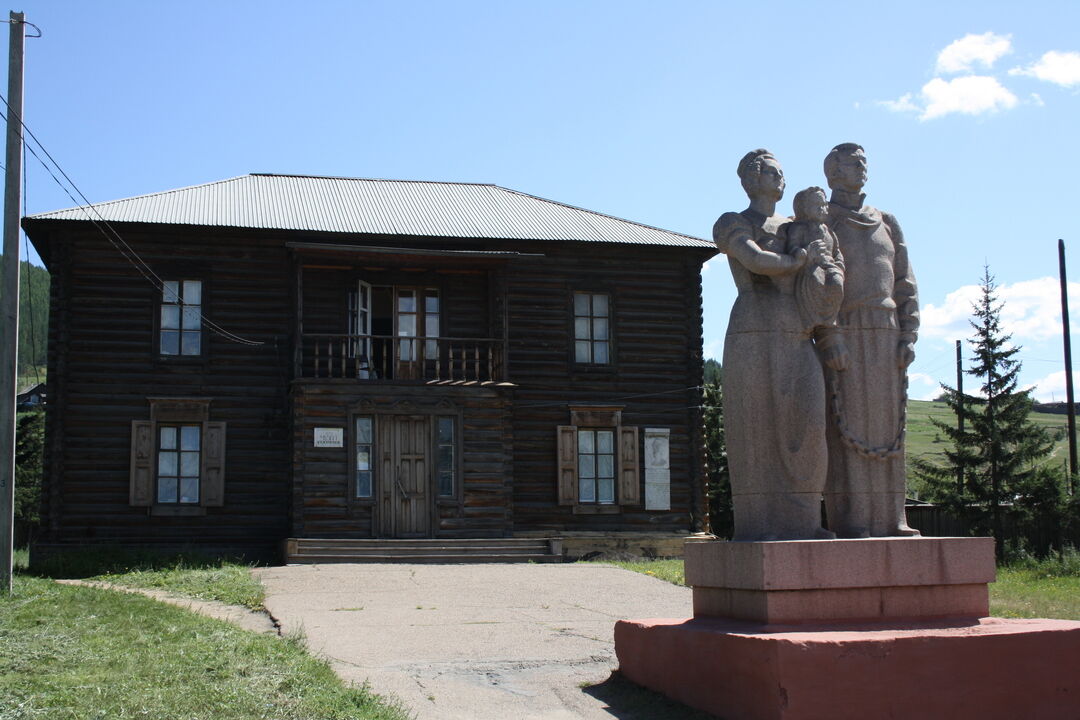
[27,174,713,249]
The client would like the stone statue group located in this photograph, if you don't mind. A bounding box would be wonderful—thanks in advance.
[716,144,920,541]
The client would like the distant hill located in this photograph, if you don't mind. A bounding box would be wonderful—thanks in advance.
[905,398,1070,498]
[0,256,49,376]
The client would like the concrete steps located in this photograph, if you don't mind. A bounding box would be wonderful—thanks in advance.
[284,537,563,564]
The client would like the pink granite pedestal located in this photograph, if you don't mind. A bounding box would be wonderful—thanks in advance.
[615,538,1080,720]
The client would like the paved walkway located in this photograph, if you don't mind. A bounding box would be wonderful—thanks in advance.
[256,563,700,720]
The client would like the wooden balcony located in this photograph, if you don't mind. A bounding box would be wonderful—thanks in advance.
[299,333,506,382]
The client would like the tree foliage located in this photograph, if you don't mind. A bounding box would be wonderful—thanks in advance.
[913,268,1064,557]
[703,373,732,538]
[0,256,50,376]
[14,409,44,547]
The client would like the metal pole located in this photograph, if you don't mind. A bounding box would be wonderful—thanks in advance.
[956,339,964,496]
[1060,239,1077,494]
[1,10,25,595]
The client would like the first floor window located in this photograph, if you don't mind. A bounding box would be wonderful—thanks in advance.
[157,424,201,504]
[130,399,225,510]
[557,407,640,510]
[356,416,373,498]
[577,428,615,504]
[161,280,202,356]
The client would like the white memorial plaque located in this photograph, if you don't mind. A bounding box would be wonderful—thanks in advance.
[644,428,671,510]
[313,427,344,448]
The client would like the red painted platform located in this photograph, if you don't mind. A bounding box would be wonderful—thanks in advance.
[615,615,1080,720]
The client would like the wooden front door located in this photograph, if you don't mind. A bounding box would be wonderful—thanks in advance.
[378,415,431,538]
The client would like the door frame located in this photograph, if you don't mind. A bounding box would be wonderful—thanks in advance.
[349,400,463,538]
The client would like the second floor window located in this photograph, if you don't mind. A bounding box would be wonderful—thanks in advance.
[573,291,610,364]
[161,280,202,356]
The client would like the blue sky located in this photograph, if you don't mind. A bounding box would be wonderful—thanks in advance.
[7,0,1080,400]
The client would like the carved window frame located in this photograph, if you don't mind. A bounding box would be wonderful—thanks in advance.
[556,406,640,515]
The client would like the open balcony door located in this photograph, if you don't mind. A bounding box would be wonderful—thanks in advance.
[352,281,372,378]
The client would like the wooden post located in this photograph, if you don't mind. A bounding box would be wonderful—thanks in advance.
[1,11,25,595]
[956,339,964,495]
[1060,239,1077,494]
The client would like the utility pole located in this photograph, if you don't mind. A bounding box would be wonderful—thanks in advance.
[956,339,964,496]
[1060,239,1077,495]
[1,10,25,595]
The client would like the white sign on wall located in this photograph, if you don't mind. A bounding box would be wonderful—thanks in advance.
[313,427,344,448]
[644,427,671,511]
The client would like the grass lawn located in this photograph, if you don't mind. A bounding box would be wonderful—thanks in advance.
[1,576,409,720]
[597,555,1080,621]
[24,547,265,609]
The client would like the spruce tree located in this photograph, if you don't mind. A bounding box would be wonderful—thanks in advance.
[703,375,732,538]
[914,268,1055,558]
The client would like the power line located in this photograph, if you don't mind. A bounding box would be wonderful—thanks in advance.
[0,96,264,347]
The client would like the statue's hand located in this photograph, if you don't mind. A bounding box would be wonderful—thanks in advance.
[806,239,827,264]
[790,247,808,269]
[823,340,849,372]
[897,341,916,369]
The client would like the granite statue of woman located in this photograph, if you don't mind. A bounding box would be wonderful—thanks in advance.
[714,149,837,540]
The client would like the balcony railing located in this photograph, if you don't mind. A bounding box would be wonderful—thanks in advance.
[300,333,505,382]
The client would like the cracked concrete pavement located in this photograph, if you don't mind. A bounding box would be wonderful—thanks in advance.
[256,562,695,719]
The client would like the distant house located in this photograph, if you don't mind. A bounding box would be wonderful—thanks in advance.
[23,174,715,560]
[16,382,45,409]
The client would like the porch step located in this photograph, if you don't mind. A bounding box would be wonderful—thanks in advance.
[284,537,564,564]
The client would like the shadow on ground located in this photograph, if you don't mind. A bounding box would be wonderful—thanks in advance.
[582,671,721,720]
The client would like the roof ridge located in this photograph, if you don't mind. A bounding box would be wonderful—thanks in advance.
[250,173,498,188]
[491,184,703,242]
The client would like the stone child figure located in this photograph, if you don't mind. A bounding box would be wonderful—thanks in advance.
[822,143,920,538]
[714,149,835,541]
[787,186,844,336]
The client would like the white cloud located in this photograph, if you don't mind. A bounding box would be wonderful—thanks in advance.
[703,338,723,359]
[919,76,1018,120]
[1030,92,1045,107]
[921,277,1080,344]
[879,93,919,114]
[935,32,1012,74]
[1026,370,1080,403]
[880,76,1019,120]
[909,373,943,401]
[1010,50,1080,87]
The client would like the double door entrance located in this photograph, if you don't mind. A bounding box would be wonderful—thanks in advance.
[370,413,456,538]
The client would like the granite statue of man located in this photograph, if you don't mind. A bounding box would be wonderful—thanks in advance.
[822,143,920,537]
[714,149,835,541]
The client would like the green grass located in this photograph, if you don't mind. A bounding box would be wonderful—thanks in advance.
[590,558,686,586]
[601,555,1080,620]
[0,577,410,720]
[90,563,266,610]
[906,399,1071,497]
[26,547,265,610]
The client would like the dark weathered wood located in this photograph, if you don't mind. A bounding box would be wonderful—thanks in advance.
[26,214,714,552]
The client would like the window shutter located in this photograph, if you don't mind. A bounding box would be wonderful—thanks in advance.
[618,426,640,505]
[129,421,154,506]
[556,425,578,506]
[201,421,227,507]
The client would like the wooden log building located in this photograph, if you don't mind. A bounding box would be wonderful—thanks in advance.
[23,174,716,561]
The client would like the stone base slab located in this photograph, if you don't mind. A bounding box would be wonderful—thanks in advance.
[686,536,995,622]
[694,582,988,624]
[615,616,1080,720]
